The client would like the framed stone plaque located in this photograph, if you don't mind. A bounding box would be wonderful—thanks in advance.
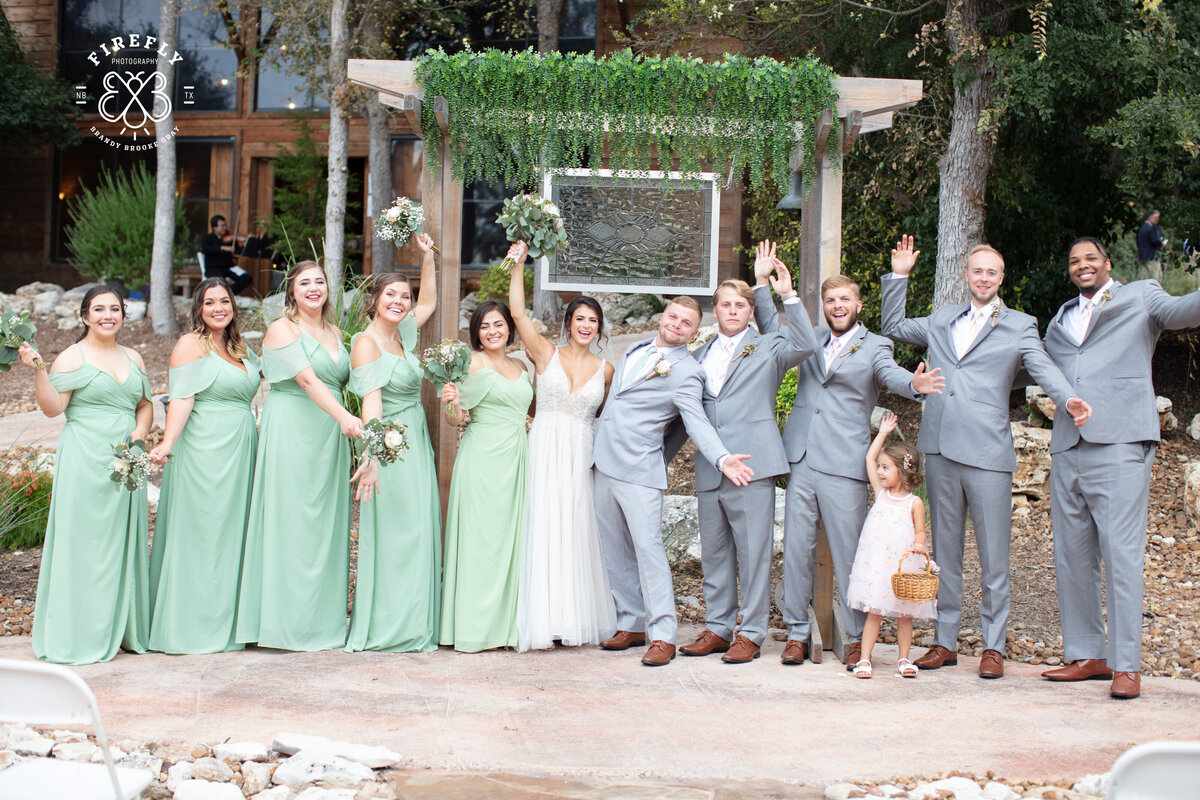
[538,169,721,295]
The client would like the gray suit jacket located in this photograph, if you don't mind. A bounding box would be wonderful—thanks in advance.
[593,339,728,491]
[881,274,1075,473]
[1044,280,1200,453]
[758,284,921,482]
[665,297,816,492]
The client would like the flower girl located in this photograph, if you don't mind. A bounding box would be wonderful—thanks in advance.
[846,412,936,678]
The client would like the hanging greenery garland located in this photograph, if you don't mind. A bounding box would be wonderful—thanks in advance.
[414,48,840,194]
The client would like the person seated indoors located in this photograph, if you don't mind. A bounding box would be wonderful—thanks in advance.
[200,215,253,295]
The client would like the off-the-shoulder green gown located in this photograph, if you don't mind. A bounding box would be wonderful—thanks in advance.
[236,330,352,651]
[440,366,532,652]
[345,317,441,652]
[149,349,262,654]
[32,350,151,665]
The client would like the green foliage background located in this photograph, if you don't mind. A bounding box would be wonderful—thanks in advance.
[0,9,79,148]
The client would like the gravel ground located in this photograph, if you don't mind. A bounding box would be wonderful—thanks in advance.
[2,319,1198,680]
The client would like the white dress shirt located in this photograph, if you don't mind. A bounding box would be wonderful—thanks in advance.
[703,328,749,396]
[1062,277,1115,345]
[823,323,860,374]
[952,299,999,359]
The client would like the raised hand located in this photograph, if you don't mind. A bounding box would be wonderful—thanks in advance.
[721,453,755,487]
[507,240,529,268]
[753,240,777,284]
[350,459,380,502]
[877,411,898,437]
[415,232,435,253]
[891,234,920,276]
[768,260,794,297]
[911,362,945,395]
[1065,397,1092,427]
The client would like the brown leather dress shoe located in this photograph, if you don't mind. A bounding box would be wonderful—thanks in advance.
[641,640,676,666]
[1110,671,1140,699]
[780,639,808,665]
[599,630,647,651]
[844,641,862,672]
[914,645,958,669]
[721,634,761,664]
[979,649,1004,679]
[1041,659,1113,681]
[680,629,731,657]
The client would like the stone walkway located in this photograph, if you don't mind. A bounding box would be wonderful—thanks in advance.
[3,628,1198,795]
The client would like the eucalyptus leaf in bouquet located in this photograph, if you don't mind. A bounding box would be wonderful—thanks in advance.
[421,339,473,419]
[496,193,568,271]
[109,438,157,492]
[359,418,409,466]
[0,310,41,371]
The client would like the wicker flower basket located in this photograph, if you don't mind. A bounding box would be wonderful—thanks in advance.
[891,548,939,603]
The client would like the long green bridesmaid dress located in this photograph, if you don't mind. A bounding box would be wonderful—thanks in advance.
[148,349,262,654]
[236,330,352,651]
[439,366,533,652]
[32,350,151,665]
[345,316,441,652]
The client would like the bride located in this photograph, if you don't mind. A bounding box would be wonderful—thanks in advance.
[507,241,617,650]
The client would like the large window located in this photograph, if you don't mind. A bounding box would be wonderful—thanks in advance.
[414,0,597,56]
[254,11,329,111]
[60,0,238,112]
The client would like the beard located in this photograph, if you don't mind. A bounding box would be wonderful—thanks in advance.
[825,310,859,334]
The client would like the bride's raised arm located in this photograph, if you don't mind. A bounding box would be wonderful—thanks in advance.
[507,241,556,373]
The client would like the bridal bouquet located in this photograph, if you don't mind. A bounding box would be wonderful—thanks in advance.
[421,339,473,419]
[0,310,41,371]
[109,439,158,492]
[496,193,568,273]
[360,418,409,466]
[374,196,439,252]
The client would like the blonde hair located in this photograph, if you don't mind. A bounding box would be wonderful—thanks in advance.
[713,280,755,306]
[821,274,861,300]
[966,243,1005,269]
[283,260,336,325]
[668,295,702,320]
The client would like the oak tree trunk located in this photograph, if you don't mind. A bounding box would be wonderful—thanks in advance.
[324,0,350,290]
[149,0,180,334]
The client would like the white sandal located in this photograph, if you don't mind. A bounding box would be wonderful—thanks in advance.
[853,659,872,679]
[898,658,918,678]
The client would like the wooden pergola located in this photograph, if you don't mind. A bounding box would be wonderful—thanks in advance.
[348,58,922,661]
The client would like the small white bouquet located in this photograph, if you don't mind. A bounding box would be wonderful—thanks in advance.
[421,339,473,419]
[374,196,439,252]
[109,438,157,492]
[360,418,409,466]
[496,193,569,272]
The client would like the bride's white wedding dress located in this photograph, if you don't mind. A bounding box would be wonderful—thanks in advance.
[517,349,617,651]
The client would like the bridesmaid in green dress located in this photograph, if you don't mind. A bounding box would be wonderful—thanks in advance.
[346,232,441,652]
[147,277,261,653]
[236,260,362,651]
[17,286,153,665]
[439,300,533,652]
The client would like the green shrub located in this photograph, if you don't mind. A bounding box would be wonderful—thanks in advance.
[477,262,532,302]
[64,163,188,287]
[776,367,797,429]
[0,467,53,550]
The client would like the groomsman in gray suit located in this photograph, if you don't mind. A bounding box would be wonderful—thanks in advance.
[593,297,755,667]
[1040,237,1200,699]
[665,242,816,664]
[882,237,1091,678]
[758,269,944,667]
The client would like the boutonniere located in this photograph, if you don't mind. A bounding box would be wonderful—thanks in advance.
[839,341,861,358]
[989,302,1003,328]
[645,357,671,380]
[1096,288,1113,310]
[735,342,757,360]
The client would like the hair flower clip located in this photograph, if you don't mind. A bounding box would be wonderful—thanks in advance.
[902,453,913,470]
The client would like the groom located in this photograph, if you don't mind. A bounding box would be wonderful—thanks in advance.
[593,297,755,667]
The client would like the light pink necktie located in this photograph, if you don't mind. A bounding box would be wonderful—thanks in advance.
[825,337,841,373]
[1077,298,1094,345]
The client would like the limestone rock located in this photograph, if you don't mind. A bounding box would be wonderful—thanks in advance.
[824,783,865,800]
[1026,385,1056,421]
[147,482,161,514]
[1184,463,1200,523]
[118,751,163,776]
[191,756,235,782]
[90,746,124,763]
[173,779,244,800]
[53,302,77,318]
[271,734,399,770]
[687,323,718,353]
[33,290,62,315]
[125,299,148,322]
[235,296,261,309]
[57,316,81,330]
[1011,422,1052,500]
[981,782,1020,800]
[262,294,285,324]
[293,789,358,800]
[244,330,264,341]
[272,752,373,790]
[17,282,65,298]
[242,760,276,795]
[910,777,983,799]
[1161,411,1179,431]
[0,750,17,770]
[354,784,393,799]
[49,729,87,743]
[10,736,53,758]
[0,294,33,313]
[52,740,98,762]
[870,405,893,434]
[661,495,699,572]
[251,788,294,800]
[167,760,196,791]
[1188,413,1200,441]
[1071,774,1108,796]
[214,742,269,763]
[591,292,664,327]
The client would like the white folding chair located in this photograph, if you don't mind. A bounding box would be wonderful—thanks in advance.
[0,659,153,800]
[196,251,208,278]
[1108,741,1200,799]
